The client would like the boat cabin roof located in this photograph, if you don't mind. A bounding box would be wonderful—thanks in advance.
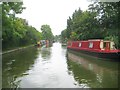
[69,39,114,43]
[80,39,113,43]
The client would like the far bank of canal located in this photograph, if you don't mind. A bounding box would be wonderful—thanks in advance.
[2,42,119,88]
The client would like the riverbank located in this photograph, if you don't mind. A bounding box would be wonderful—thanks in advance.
[1,44,36,55]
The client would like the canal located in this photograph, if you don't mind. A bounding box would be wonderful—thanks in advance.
[2,42,118,88]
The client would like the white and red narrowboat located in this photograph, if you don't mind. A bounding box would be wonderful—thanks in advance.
[67,39,120,61]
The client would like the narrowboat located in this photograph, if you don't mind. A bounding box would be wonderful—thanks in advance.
[67,39,120,61]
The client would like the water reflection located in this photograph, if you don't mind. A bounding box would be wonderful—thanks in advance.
[3,43,77,88]
[40,47,51,60]
[2,43,119,88]
[66,50,118,88]
[2,47,39,88]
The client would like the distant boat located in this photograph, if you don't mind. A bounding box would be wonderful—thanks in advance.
[67,39,120,61]
[61,43,67,46]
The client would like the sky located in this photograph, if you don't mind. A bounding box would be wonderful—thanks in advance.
[16,0,92,35]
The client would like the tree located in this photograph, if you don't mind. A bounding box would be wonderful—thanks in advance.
[61,29,67,42]
[88,2,119,48]
[2,2,43,50]
[41,24,54,41]
[2,2,26,49]
[62,2,119,48]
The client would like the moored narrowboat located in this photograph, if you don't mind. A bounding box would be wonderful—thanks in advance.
[67,39,120,61]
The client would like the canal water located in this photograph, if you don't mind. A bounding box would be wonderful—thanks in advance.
[2,42,118,88]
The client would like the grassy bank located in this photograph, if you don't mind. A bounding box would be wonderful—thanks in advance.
[2,44,36,55]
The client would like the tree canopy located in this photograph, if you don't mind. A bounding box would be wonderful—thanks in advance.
[61,2,119,48]
[40,24,54,41]
[2,2,42,50]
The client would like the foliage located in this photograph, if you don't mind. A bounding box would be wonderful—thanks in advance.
[54,35,61,42]
[2,2,42,50]
[61,2,119,48]
[104,35,119,49]
[40,24,54,41]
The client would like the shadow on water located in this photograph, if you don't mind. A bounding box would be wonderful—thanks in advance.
[2,47,39,88]
[66,50,118,88]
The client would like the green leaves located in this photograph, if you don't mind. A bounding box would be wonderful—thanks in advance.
[61,2,119,48]
[2,2,42,50]
[41,25,54,41]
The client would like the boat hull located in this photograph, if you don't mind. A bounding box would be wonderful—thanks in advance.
[67,47,120,61]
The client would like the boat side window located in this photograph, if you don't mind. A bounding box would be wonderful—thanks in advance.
[89,42,93,48]
[100,41,103,49]
[79,43,82,47]
[110,42,116,50]
[103,42,106,48]
[103,42,110,50]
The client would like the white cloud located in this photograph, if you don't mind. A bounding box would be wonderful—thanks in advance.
[16,0,91,35]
